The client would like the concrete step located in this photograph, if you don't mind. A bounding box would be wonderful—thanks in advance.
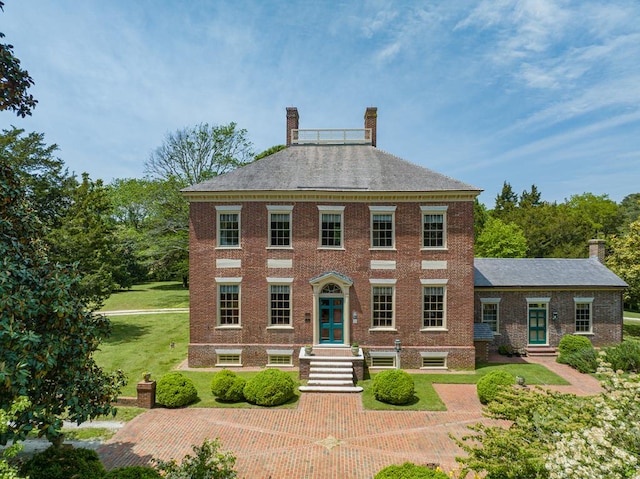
[309,360,353,367]
[307,379,354,386]
[309,373,353,380]
[526,346,557,356]
[299,385,363,393]
[310,367,353,374]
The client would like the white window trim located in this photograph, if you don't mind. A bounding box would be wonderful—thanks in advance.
[267,278,294,328]
[420,351,449,370]
[215,277,242,329]
[318,205,345,249]
[369,351,397,369]
[266,349,294,367]
[574,297,594,335]
[369,206,396,250]
[215,349,243,367]
[420,205,448,250]
[420,280,448,331]
[480,298,501,335]
[215,205,242,249]
[370,279,397,330]
[267,205,293,249]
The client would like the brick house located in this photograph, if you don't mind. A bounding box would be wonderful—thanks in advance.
[182,107,626,379]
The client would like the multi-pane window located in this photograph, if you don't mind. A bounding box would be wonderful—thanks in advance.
[218,284,240,325]
[575,299,593,333]
[372,286,394,328]
[370,206,396,248]
[481,300,500,333]
[422,286,445,328]
[268,206,292,247]
[319,207,344,247]
[216,206,241,247]
[270,284,291,326]
[421,206,447,248]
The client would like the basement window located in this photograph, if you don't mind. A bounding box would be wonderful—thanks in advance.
[420,352,448,369]
[369,351,396,368]
[215,349,242,367]
[266,349,294,367]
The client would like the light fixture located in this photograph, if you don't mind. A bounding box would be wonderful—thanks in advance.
[394,339,401,352]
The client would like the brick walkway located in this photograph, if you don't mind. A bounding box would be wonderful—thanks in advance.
[98,356,603,478]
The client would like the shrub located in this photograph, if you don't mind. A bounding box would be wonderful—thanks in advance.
[20,446,106,479]
[104,466,162,478]
[558,334,593,358]
[476,370,515,405]
[562,347,598,373]
[243,369,296,406]
[211,370,246,402]
[372,369,415,405]
[156,372,198,408]
[374,462,448,478]
[604,339,640,372]
[154,438,238,479]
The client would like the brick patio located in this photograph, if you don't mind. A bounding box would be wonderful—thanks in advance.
[98,356,603,478]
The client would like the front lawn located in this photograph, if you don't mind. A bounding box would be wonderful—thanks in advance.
[101,281,189,311]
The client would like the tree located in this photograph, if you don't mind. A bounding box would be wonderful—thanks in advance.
[519,184,541,208]
[0,2,37,117]
[47,173,133,306]
[145,122,254,186]
[0,164,125,444]
[255,144,286,161]
[473,198,488,241]
[0,128,75,229]
[475,217,527,258]
[607,220,640,311]
[620,193,640,229]
[493,181,518,222]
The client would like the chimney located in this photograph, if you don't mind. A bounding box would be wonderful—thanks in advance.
[588,239,606,263]
[286,107,299,146]
[364,107,377,147]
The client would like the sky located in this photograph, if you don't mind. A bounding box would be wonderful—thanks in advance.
[2,0,640,206]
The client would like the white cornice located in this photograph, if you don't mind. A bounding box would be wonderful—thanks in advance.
[183,190,479,203]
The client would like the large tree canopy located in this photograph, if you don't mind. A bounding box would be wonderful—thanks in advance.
[145,122,254,186]
[0,164,125,444]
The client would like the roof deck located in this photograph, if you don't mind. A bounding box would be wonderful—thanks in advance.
[291,128,373,145]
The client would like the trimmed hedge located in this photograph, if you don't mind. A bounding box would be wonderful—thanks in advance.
[156,372,198,408]
[372,369,415,405]
[211,370,246,402]
[104,466,162,478]
[243,369,296,406]
[374,462,448,479]
[20,446,106,479]
[605,339,640,373]
[477,370,515,404]
[558,334,593,358]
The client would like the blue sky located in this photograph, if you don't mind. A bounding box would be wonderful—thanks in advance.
[3,0,639,206]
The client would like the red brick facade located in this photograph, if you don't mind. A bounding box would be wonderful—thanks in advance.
[188,199,477,369]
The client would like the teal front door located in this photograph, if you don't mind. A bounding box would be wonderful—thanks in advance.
[320,298,343,344]
[528,308,547,345]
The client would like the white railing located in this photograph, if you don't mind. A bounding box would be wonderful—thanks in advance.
[291,128,372,145]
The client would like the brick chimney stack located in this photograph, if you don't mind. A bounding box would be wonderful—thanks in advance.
[286,107,299,146]
[588,239,606,263]
[364,107,377,147]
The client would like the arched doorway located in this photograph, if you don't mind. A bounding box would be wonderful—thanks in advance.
[309,272,353,346]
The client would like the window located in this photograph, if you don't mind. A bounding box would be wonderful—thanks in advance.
[422,283,446,329]
[575,298,594,333]
[421,206,447,249]
[217,281,241,326]
[216,206,241,247]
[370,280,396,329]
[269,284,291,326]
[481,299,501,333]
[370,206,396,249]
[268,206,293,247]
[318,206,344,248]
[369,352,396,368]
[267,351,293,367]
[215,350,242,366]
[420,352,448,369]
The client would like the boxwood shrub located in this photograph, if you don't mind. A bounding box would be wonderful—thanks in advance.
[211,369,246,402]
[243,369,296,406]
[20,446,106,479]
[476,370,515,404]
[156,372,198,408]
[371,369,415,405]
[104,466,162,478]
[562,347,598,373]
[605,339,640,373]
[374,462,448,478]
[558,334,593,358]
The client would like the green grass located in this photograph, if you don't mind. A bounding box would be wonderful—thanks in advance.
[625,311,640,319]
[61,427,116,441]
[101,281,189,311]
[360,363,568,411]
[624,322,640,338]
[94,313,189,396]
